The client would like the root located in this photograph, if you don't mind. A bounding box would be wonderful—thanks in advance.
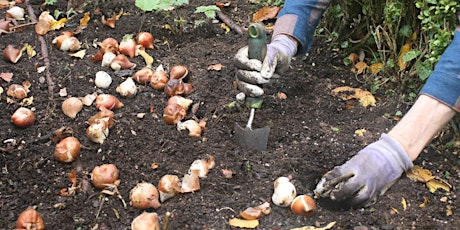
[24,0,55,97]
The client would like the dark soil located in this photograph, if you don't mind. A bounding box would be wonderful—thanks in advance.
[1,0,458,229]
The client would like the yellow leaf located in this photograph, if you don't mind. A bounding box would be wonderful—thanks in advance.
[22,44,36,59]
[354,61,367,75]
[221,23,230,34]
[401,198,407,211]
[406,165,435,183]
[228,218,259,228]
[398,32,417,71]
[331,86,376,107]
[290,221,336,230]
[354,128,366,137]
[391,207,399,214]
[369,62,383,74]
[137,49,154,68]
[20,96,34,106]
[426,179,451,193]
[69,49,86,59]
[80,12,90,26]
[50,18,67,30]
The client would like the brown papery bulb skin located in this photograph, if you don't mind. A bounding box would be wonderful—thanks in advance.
[167,96,193,110]
[0,20,10,32]
[16,207,45,230]
[129,182,161,209]
[133,67,154,84]
[91,164,119,189]
[11,107,35,128]
[150,69,169,90]
[54,136,81,163]
[163,103,187,125]
[2,45,22,63]
[131,212,160,230]
[137,31,154,50]
[164,79,192,97]
[290,195,317,217]
[169,65,188,80]
[111,54,136,70]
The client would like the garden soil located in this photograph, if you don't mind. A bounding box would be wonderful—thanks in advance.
[1,0,459,229]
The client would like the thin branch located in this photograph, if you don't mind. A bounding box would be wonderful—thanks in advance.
[24,0,55,97]
[216,10,243,35]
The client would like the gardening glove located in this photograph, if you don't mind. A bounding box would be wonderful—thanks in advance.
[234,34,297,97]
[314,134,414,208]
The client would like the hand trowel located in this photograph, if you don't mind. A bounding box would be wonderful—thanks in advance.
[234,23,270,151]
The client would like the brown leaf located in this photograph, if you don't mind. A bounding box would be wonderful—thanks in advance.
[215,1,231,8]
[353,61,368,75]
[80,12,91,26]
[252,6,281,22]
[277,91,287,100]
[348,53,358,64]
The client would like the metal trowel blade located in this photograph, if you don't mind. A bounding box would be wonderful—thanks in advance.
[234,123,270,151]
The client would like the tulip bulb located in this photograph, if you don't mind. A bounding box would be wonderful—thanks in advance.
[62,97,83,119]
[6,6,25,20]
[272,177,297,207]
[158,174,181,202]
[181,169,200,193]
[101,52,116,67]
[137,31,154,49]
[101,37,119,52]
[54,136,81,163]
[177,119,202,137]
[110,54,136,70]
[130,182,161,209]
[290,195,317,217]
[150,65,169,90]
[167,96,193,110]
[169,65,188,80]
[133,67,154,84]
[11,107,35,128]
[86,120,109,144]
[91,164,119,189]
[2,45,22,63]
[7,84,28,99]
[52,31,81,52]
[163,103,187,125]
[16,207,45,230]
[116,77,137,98]
[131,212,160,230]
[87,107,115,128]
[164,79,193,97]
[95,94,124,110]
[119,34,137,58]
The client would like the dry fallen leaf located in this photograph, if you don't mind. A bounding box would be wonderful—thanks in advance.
[222,169,235,179]
[20,96,33,106]
[426,179,451,193]
[50,18,67,31]
[331,86,376,107]
[406,165,435,183]
[252,6,281,22]
[22,44,36,59]
[348,53,358,64]
[277,91,287,100]
[354,128,366,137]
[228,218,259,228]
[398,32,417,71]
[369,62,383,74]
[207,63,223,71]
[353,61,368,75]
[80,12,91,26]
[220,23,230,33]
[215,1,231,8]
[401,197,407,211]
[70,49,86,59]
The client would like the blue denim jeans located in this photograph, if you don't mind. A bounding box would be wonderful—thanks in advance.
[420,27,460,112]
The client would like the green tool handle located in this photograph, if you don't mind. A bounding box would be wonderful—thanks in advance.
[247,23,267,109]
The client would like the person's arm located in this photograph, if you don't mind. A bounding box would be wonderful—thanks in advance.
[273,0,332,54]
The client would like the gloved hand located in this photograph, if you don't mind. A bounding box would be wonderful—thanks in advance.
[314,134,414,208]
[234,34,298,97]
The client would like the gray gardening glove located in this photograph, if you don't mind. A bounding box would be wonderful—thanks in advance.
[234,34,297,97]
[314,134,414,208]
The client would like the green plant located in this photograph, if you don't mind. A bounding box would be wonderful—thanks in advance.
[45,0,58,5]
[194,5,221,19]
[320,0,458,99]
[135,0,189,30]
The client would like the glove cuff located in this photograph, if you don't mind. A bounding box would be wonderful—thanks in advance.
[269,34,298,60]
[373,134,414,171]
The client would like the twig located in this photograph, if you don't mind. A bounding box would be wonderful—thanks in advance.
[216,10,243,35]
[24,0,55,97]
